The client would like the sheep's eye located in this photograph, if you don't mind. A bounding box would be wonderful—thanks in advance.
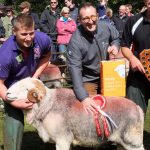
[32,92,38,98]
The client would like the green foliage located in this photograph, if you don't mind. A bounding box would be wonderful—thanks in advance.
[2,0,145,15]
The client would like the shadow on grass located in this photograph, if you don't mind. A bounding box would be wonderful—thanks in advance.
[21,131,117,150]
[21,130,150,150]
[21,131,94,150]
[21,131,55,150]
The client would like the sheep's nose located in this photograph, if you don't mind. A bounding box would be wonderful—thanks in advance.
[6,92,17,100]
[6,92,11,96]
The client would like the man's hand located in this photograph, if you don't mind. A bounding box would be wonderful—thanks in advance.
[0,38,6,42]
[107,45,119,59]
[7,99,34,110]
[81,97,98,114]
[129,55,145,73]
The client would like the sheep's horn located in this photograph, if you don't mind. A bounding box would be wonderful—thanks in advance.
[27,79,46,103]
[27,88,40,103]
[33,79,46,97]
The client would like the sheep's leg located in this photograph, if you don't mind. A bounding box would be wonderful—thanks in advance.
[55,139,71,150]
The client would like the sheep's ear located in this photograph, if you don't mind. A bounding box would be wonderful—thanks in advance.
[27,88,40,103]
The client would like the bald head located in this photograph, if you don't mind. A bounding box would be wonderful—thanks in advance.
[119,5,126,16]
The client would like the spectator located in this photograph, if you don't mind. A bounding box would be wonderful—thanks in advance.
[40,0,60,61]
[56,7,76,60]
[121,0,150,114]
[112,5,129,40]
[19,1,41,30]
[40,0,60,39]
[0,14,52,150]
[99,7,115,26]
[66,2,120,114]
[126,4,134,16]
[64,0,78,23]
[2,6,15,39]
[0,4,6,44]
[97,0,108,18]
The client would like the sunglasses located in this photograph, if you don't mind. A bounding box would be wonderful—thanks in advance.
[51,2,57,4]
[64,12,69,14]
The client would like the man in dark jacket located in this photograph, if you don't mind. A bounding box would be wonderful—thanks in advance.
[121,0,150,114]
[19,1,41,30]
[40,0,60,40]
[67,2,120,114]
[112,5,129,40]
[40,0,60,61]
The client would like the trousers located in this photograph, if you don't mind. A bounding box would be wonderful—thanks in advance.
[3,103,24,150]
[83,82,100,95]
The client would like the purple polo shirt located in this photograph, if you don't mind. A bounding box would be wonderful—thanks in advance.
[0,31,52,88]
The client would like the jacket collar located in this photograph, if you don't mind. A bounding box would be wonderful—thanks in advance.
[60,16,72,21]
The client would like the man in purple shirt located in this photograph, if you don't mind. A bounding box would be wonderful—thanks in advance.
[0,14,52,150]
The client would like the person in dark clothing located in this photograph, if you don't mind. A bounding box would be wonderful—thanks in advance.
[112,5,129,40]
[40,0,60,61]
[121,0,150,114]
[40,0,60,39]
[96,0,108,18]
[19,1,41,30]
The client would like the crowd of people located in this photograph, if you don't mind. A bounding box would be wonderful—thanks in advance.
[0,0,149,150]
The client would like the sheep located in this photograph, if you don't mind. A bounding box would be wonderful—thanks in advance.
[6,77,144,150]
[39,63,63,88]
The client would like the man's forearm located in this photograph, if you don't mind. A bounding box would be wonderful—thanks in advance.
[121,47,134,61]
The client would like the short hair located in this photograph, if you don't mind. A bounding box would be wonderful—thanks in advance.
[65,0,75,4]
[106,8,113,18]
[78,2,96,18]
[126,4,132,10]
[60,7,70,16]
[50,0,58,2]
[12,14,34,30]
[19,1,31,9]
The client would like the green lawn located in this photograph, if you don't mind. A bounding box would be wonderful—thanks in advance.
[0,102,149,150]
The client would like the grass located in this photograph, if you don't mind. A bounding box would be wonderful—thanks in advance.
[0,102,150,150]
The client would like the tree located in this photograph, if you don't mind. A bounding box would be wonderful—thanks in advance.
[3,0,145,14]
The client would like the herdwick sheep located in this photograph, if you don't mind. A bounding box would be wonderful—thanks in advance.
[6,77,144,150]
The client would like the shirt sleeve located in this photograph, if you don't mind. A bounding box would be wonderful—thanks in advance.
[108,24,120,48]
[66,36,89,101]
[43,34,52,55]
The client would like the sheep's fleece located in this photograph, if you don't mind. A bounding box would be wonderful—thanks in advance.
[6,77,144,150]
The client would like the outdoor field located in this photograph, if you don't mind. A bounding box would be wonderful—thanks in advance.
[0,101,149,150]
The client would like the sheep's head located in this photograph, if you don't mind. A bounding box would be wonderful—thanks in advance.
[6,77,46,103]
